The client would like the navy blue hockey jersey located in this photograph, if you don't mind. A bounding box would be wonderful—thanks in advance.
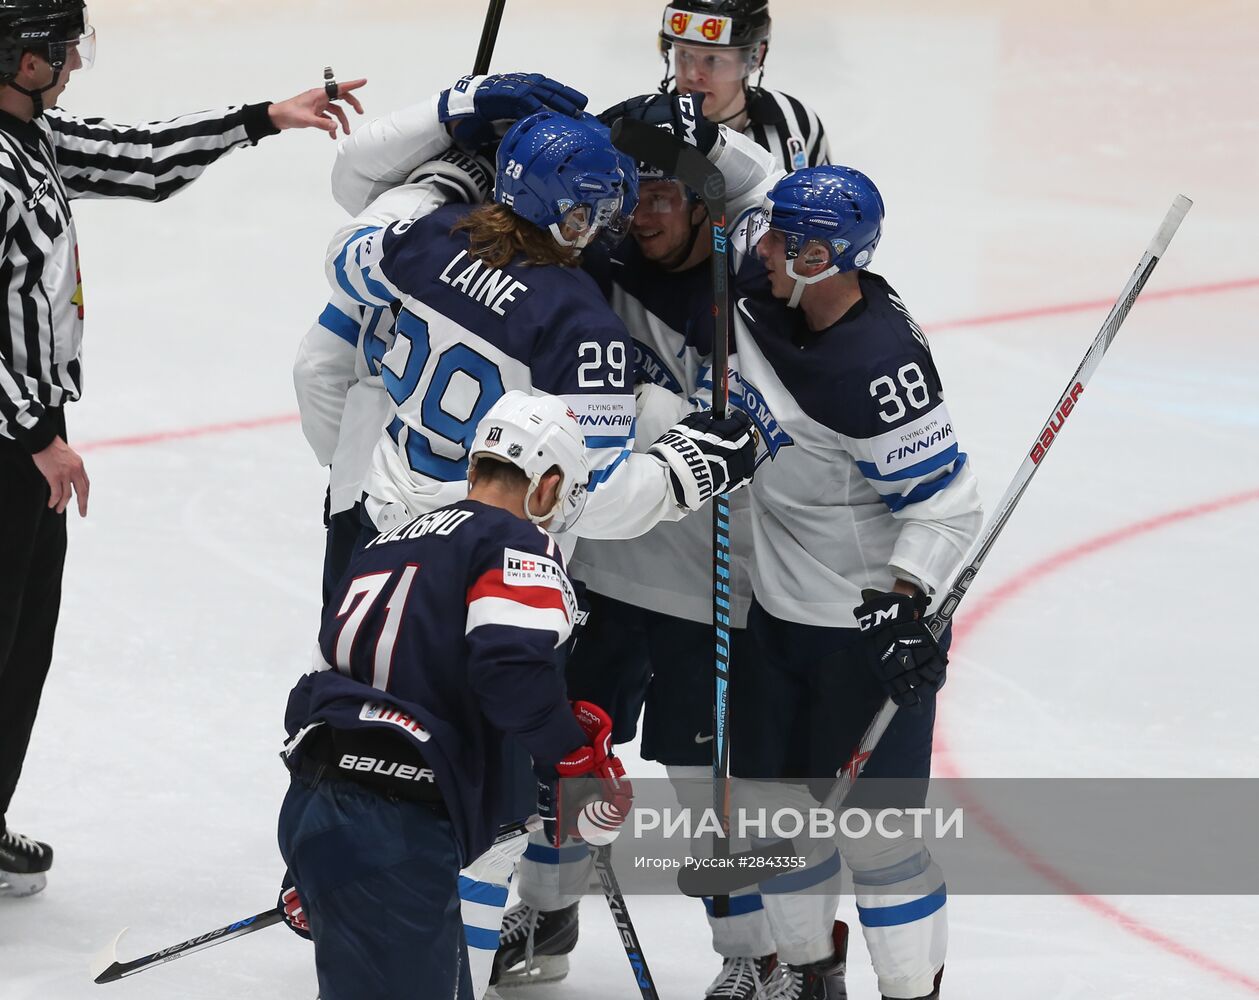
[283,500,586,862]
[327,203,676,540]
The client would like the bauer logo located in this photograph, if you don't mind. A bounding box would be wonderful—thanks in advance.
[1030,382,1084,465]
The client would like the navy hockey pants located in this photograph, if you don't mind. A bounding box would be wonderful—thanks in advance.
[563,590,749,766]
[0,410,67,831]
[278,774,472,1000]
[732,600,949,795]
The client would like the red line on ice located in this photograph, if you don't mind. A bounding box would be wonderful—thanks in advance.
[936,487,1259,995]
[74,275,1259,453]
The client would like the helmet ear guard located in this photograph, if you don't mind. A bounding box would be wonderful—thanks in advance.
[469,390,591,532]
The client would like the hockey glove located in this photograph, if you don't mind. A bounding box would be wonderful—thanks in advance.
[649,410,758,511]
[853,589,947,708]
[553,701,633,846]
[277,871,311,940]
[439,73,588,151]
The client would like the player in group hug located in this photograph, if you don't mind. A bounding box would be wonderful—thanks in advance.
[283,2,979,999]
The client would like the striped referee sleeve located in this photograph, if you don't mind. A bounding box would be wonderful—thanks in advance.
[45,103,279,202]
[0,186,55,452]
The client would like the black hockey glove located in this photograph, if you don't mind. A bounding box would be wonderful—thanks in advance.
[598,92,721,157]
[649,410,757,511]
[277,870,311,941]
[853,589,947,708]
[439,73,588,152]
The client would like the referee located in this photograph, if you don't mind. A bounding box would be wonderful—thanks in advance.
[0,0,365,897]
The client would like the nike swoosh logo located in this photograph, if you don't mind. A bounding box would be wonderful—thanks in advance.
[694,733,714,744]
[736,297,755,323]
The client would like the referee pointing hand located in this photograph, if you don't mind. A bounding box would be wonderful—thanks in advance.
[0,0,365,896]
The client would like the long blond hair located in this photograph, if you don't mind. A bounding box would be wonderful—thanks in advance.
[452,204,580,270]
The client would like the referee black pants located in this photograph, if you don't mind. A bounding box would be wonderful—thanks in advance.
[0,410,67,834]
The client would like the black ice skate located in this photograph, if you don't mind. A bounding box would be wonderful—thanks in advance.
[762,921,848,1000]
[704,953,778,999]
[0,829,53,897]
[490,900,579,986]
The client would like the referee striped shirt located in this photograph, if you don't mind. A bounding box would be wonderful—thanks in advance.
[0,102,278,451]
[742,87,830,173]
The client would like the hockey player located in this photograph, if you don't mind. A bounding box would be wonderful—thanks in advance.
[325,78,757,544]
[494,94,793,997]
[711,167,983,999]
[658,0,829,172]
[294,145,494,609]
[277,391,633,1000]
[0,0,365,896]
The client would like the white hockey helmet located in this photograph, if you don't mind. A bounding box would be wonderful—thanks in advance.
[469,390,590,532]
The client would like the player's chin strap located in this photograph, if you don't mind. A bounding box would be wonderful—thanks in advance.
[784,259,841,309]
[8,63,62,117]
[8,42,71,118]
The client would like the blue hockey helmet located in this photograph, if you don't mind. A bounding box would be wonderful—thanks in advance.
[495,111,638,250]
[748,165,884,306]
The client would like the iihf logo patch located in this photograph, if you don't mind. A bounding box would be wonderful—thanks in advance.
[788,136,807,171]
[486,426,503,444]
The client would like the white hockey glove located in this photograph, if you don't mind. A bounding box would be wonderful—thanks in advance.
[404,147,495,206]
[649,410,758,511]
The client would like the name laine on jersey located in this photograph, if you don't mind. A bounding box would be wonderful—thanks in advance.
[438,249,530,317]
[359,701,432,742]
[369,507,476,548]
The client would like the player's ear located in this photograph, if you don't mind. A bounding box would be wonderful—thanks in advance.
[798,241,832,279]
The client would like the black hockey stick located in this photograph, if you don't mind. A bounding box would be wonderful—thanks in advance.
[676,194,1194,897]
[91,819,536,984]
[610,115,734,913]
[91,908,283,984]
[591,844,662,1000]
[472,0,506,75]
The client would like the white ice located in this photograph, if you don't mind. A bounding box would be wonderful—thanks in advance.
[3,0,1257,997]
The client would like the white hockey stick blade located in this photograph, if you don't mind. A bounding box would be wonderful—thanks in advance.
[1149,195,1192,257]
[89,927,128,981]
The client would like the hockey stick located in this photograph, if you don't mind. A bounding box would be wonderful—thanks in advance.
[90,819,536,984]
[91,909,282,984]
[609,115,736,915]
[472,0,506,76]
[591,844,662,1000]
[675,193,1194,897]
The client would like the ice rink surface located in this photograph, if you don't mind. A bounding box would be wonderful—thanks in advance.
[3,0,1257,997]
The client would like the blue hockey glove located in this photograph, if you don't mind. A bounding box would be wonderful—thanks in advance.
[277,870,311,940]
[853,589,947,708]
[650,410,758,511]
[438,73,588,151]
